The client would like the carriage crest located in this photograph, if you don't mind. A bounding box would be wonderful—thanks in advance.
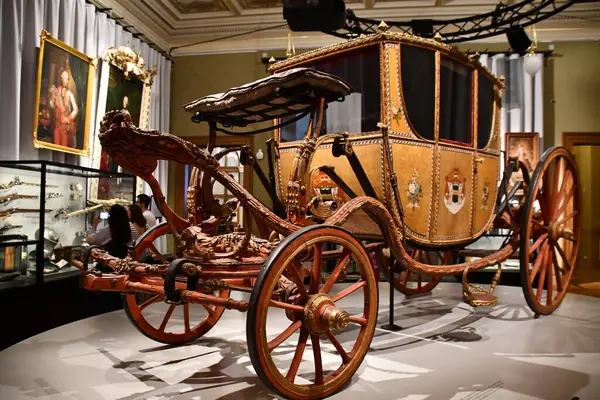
[481,178,490,210]
[444,168,466,214]
[311,169,346,205]
[407,169,423,209]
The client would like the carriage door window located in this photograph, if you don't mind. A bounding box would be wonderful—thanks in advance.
[183,147,245,226]
[439,57,473,146]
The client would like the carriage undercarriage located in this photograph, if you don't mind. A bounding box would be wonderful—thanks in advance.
[75,38,581,400]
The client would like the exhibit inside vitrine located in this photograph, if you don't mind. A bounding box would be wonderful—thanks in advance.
[0,0,599,399]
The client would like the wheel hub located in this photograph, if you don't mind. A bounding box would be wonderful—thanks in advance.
[549,221,573,242]
[304,293,349,334]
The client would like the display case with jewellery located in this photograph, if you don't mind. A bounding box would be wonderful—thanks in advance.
[0,160,136,289]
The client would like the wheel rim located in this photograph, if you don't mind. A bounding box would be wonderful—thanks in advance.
[248,226,378,400]
[381,249,445,295]
[123,223,229,344]
[520,147,582,315]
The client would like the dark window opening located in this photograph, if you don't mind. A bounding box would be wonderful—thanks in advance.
[439,57,473,146]
[477,73,494,149]
[280,46,381,142]
[401,45,435,140]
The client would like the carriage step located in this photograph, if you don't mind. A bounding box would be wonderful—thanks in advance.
[462,264,502,307]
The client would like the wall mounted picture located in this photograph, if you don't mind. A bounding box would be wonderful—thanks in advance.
[90,45,156,199]
[505,132,540,190]
[33,30,96,156]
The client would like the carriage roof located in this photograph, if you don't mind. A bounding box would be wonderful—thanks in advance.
[269,31,504,89]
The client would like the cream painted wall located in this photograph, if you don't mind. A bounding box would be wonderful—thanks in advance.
[168,41,600,217]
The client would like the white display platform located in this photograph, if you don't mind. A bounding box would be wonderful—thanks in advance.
[1,282,599,400]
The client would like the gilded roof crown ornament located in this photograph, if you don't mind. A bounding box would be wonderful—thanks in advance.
[378,21,389,32]
[433,32,443,41]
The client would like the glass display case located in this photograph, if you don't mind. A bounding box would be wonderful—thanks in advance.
[0,160,136,289]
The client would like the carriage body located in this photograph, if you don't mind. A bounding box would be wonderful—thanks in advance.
[270,33,504,248]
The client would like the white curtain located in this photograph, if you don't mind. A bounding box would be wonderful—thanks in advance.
[479,52,544,166]
[0,0,170,203]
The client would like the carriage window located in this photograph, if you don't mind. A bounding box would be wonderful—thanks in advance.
[279,45,381,142]
[401,45,435,140]
[477,73,494,149]
[439,57,472,145]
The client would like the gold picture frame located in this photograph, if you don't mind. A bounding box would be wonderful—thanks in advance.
[90,45,157,198]
[505,131,540,193]
[33,30,97,156]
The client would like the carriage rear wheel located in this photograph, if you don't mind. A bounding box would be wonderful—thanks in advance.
[123,223,229,344]
[247,225,378,400]
[520,146,582,315]
[380,249,446,295]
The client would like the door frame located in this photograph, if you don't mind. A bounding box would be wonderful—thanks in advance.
[173,135,253,221]
[562,132,600,151]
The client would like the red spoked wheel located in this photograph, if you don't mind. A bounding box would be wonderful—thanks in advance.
[520,146,582,315]
[247,225,378,400]
[380,248,447,295]
[123,223,229,344]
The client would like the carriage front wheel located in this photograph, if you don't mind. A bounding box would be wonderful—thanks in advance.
[520,146,582,315]
[247,225,378,400]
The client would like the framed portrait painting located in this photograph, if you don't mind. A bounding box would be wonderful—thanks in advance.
[33,30,96,156]
[505,132,540,190]
[90,45,156,199]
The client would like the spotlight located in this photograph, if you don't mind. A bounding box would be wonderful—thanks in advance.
[506,26,532,55]
[283,0,347,32]
[410,19,434,38]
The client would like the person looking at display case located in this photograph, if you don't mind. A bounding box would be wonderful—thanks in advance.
[87,204,132,258]
[136,194,157,228]
[127,203,147,243]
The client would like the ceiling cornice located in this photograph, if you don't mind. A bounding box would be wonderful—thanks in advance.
[93,0,600,56]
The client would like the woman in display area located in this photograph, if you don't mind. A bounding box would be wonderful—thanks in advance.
[87,204,132,258]
[128,203,148,244]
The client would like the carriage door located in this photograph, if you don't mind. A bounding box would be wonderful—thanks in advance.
[471,70,501,236]
[434,56,476,243]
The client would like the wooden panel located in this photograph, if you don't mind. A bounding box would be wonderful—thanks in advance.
[307,138,384,200]
[277,148,296,198]
[391,138,434,241]
[435,145,474,242]
[384,43,412,135]
[472,152,500,236]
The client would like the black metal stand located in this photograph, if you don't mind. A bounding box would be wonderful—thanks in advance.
[380,255,402,331]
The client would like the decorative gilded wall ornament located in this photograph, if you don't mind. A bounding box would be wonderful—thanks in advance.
[406,169,423,210]
[444,168,467,214]
[481,178,490,210]
[103,45,157,84]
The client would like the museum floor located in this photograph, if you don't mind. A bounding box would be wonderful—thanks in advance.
[0,282,599,400]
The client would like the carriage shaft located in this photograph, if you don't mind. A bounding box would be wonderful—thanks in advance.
[82,273,249,312]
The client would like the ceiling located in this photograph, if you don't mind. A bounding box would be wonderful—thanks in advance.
[90,0,600,56]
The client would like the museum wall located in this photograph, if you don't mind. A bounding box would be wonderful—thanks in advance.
[168,40,600,211]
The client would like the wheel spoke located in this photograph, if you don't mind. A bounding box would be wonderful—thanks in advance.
[269,299,305,313]
[287,265,310,300]
[557,210,578,225]
[550,247,564,293]
[139,295,161,311]
[553,240,573,272]
[530,243,549,280]
[348,315,367,326]
[321,249,351,294]
[553,184,576,220]
[268,320,302,353]
[310,243,323,294]
[536,249,550,302]
[148,244,168,263]
[310,334,324,385]
[529,233,548,254]
[202,303,216,317]
[286,329,309,382]
[159,304,176,332]
[331,280,366,302]
[183,304,191,332]
[326,330,351,364]
[546,249,554,306]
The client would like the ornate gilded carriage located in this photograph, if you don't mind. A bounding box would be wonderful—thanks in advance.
[75,31,581,400]
[270,32,503,248]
